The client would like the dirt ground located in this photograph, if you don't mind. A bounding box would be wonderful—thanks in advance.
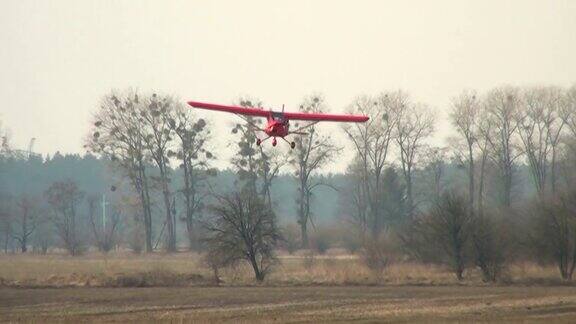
[2,285,576,323]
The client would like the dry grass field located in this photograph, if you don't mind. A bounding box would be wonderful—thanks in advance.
[2,252,576,322]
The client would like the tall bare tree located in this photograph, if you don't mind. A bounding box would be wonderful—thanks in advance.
[422,146,449,201]
[560,85,576,190]
[170,104,215,249]
[343,91,403,238]
[140,94,177,252]
[291,94,340,248]
[87,90,154,252]
[450,90,480,211]
[231,98,286,206]
[560,85,576,138]
[395,102,435,215]
[231,98,264,194]
[516,86,565,196]
[475,113,494,216]
[481,86,522,207]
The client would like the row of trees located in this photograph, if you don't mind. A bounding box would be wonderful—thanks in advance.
[2,84,576,283]
[86,91,215,252]
[339,85,576,282]
[86,92,344,254]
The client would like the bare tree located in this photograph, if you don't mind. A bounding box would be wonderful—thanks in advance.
[560,84,576,139]
[422,146,449,201]
[474,113,495,217]
[258,148,287,208]
[140,93,177,252]
[87,90,154,252]
[44,180,85,256]
[481,87,522,207]
[339,158,370,235]
[291,94,340,248]
[516,86,565,196]
[532,188,576,280]
[450,90,480,210]
[416,192,473,280]
[343,92,403,238]
[170,104,215,250]
[231,97,286,205]
[231,98,264,194]
[12,194,38,253]
[395,102,435,215]
[559,85,576,190]
[471,210,508,282]
[204,189,281,282]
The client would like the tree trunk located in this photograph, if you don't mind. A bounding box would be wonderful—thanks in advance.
[162,185,176,252]
[551,147,557,194]
[504,167,512,208]
[137,161,153,253]
[182,159,197,251]
[468,143,475,213]
[20,238,27,253]
[248,253,264,282]
[478,150,487,217]
[406,175,414,218]
[298,174,309,248]
[300,217,308,249]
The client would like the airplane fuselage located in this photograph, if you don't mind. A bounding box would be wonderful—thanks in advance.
[256,112,293,147]
[264,116,289,138]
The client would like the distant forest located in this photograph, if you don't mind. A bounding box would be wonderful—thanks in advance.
[0,152,348,225]
[0,149,536,253]
[0,150,537,220]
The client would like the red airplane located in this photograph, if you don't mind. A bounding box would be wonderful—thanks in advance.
[187,101,369,148]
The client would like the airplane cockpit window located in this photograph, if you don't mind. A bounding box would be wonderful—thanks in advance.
[272,112,286,123]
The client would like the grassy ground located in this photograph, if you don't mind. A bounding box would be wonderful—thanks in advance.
[0,251,566,287]
[1,252,575,322]
[3,286,576,322]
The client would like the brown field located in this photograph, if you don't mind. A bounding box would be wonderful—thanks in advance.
[2,252,576,322]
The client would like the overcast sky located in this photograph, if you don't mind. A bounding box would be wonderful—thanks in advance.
[2,0,575,171]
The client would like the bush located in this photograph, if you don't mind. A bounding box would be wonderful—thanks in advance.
[310,226,335,254]
[472,211,508,282]
[280,223,301,255]
[413,192,474,281]
[359,236,393,277]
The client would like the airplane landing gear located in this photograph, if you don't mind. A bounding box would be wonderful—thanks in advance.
[290,141,296,149]
[272,138,277,147]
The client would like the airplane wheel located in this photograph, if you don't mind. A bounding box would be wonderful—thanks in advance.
[272,138,277,147]
[256,138,261,146]
[290,141,296,149]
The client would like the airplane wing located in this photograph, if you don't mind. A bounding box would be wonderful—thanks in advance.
[283,111,369,123]
[188,101,369,123]
[187,101,270,118]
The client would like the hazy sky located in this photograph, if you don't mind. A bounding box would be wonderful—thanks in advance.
[2,0,575,171]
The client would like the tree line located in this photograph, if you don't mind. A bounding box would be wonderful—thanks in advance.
[2,84,576,282]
